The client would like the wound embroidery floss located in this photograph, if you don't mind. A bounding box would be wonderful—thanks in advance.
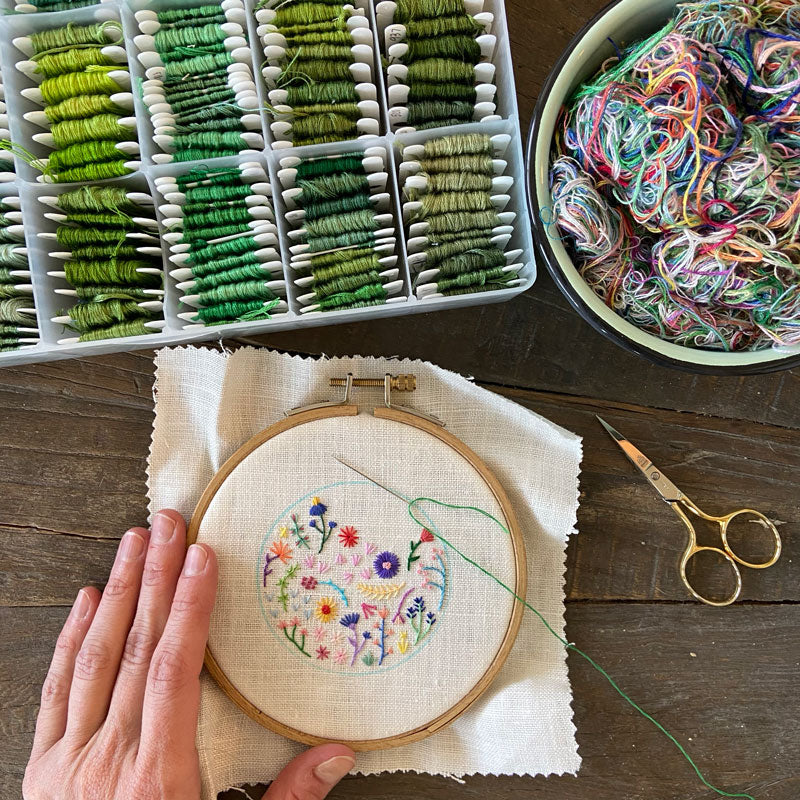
[13,20,138,184]
[0,197,37,351]
[549,0,800,352]
[400,131,524,298]
[256,0,379,146]
[154,162,288,328]
[381,0,498,133]
[133,2,264,163]
[279,146,404,313]
[42,183,165,343]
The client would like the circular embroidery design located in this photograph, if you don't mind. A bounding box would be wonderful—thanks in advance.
[258,485,448,673]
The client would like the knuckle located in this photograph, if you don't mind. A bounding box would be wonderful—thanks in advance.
[170,593,205,621]
[40,669,69,708]
[103,573,132,600]
[148,643,190,695]
[142,559,168,588]
[74,640,112,683]
[120,627,159,672]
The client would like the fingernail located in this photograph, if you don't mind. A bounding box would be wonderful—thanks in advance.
[152,512,177,544]
[313,755,355,784]
[73,589,92,621]
[184,544,207,576]
[119,531,145,562]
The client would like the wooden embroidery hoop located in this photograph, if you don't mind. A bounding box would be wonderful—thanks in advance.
[188,373,527,751]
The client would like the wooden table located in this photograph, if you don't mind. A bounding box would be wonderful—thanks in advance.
[1,1,798,797]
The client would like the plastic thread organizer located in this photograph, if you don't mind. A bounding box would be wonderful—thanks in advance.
[0,0,535,366]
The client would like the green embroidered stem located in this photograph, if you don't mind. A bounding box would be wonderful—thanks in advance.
[283,623,310,657]
[422,552,446,610]
[291,514,310,548]
[276,563,299,611]
[406,538,422,571]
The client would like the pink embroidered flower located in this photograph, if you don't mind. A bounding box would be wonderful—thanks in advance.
[313,625,326,642]
[333,649,347,664]
[432,547,444,557]
[364,542,376,556]
[318,561,330,574]
[302,555,315,570]
[416,566,425,576]
[299,627,308,637]
[301,575,317,590]
[338,525,359,547]
[289,616,300,627]
[420,529,434,543]
[277,620,288,630]
[269,540,292,564]
[330,630,345,646]
[335,553,346,565]
[343,572,354,584]
[377,606,389,619]
[316,645,329,660]
[361,602,377,619]
[360,567,372,580]
[351,554,362,566]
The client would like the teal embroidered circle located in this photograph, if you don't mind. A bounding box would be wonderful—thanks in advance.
[256,482,448,674]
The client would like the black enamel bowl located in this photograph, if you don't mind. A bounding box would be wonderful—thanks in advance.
[525,0,800,374]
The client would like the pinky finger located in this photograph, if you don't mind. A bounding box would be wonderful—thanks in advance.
[31,587,101,759]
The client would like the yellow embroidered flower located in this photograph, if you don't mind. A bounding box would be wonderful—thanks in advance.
[315,597,338,623]
[278,525,289,539]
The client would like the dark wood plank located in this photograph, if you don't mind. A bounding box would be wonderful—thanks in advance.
[3,604,796,800]
[1,382,795,605]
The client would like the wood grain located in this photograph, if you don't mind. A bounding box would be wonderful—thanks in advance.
[3,604,796,800]
[0,0,798,798]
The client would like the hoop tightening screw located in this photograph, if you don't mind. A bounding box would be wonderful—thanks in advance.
[329,374,416,391]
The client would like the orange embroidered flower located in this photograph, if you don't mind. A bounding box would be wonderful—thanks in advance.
[270,540,292,563]
[315,597,338,623]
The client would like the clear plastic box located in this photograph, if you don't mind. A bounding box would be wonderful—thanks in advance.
[0,0,535,366]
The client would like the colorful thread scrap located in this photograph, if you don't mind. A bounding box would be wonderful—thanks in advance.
[549,0,800,352]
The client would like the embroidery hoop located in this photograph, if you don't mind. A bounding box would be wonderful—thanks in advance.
[188,374,527,751]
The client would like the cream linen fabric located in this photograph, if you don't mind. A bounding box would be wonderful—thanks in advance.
[147,346,583,798]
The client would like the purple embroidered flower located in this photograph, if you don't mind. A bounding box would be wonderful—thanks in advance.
[374,550,400,579]
[340,612,360,629]
[301,575,317,590]
[309,498,327,516]
[426,611,436,626]
[362,631,371,640]
[328,520,337,529]
[309,518,318,529]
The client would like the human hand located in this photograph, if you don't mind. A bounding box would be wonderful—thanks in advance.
[24,509,355,800]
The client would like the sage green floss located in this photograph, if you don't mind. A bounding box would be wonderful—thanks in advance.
[0,211,35,348]
[407,133,515,297]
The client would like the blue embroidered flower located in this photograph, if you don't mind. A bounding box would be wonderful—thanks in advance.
[362,631,371,640]
[340,612,360,629]
[373,550,400,579]
[426,611,436,625]
[309,518,317,529]
[328,520,337,529]
[406,597,425,619]
[309,498,327,516]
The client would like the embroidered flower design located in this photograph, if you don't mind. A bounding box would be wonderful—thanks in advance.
[315,597,338,623]
[340,612,360,629]
[316,645,329,660]
[333,649,347,664]
[309,498,327,516]
[277,619,288,630]
[364,542,376,556]
[420,529,434,543]
[338,525,359,547]
[301,575,317,590]
[270,540,293,564]
[360,567,372,580]
[313,625,326,642]
[278,525,289,539]
[374,551,400,579]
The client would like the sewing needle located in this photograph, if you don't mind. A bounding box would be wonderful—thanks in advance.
[334,456,409,504]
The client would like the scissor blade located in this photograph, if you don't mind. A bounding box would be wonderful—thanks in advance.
[595,415,683,503]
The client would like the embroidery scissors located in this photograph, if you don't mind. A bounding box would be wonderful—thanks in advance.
[596,416,782,607]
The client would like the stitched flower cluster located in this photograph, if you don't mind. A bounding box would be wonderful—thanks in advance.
[260,495,447,670]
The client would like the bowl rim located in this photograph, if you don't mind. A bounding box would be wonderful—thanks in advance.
[524,0,800,376]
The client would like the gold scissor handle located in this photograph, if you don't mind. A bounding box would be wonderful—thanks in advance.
[672,501,743,607]
[716,508,782,569]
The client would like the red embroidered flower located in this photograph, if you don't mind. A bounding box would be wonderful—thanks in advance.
[338,525,359,547]
[316,645,329,660]
[301,575,317,590]
[277,620,288,630]
[420,529,434,543]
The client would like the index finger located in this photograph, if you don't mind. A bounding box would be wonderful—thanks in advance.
[139,543,218,761]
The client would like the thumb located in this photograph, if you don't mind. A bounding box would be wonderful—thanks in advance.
[262,744,355,800]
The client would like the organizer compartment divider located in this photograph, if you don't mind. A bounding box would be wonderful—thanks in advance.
[0,0,535,366]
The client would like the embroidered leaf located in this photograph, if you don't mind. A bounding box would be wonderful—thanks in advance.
[362,652,376,667]
[357,581,406,601]
[397,631,409,654]
[406,539,421,571]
